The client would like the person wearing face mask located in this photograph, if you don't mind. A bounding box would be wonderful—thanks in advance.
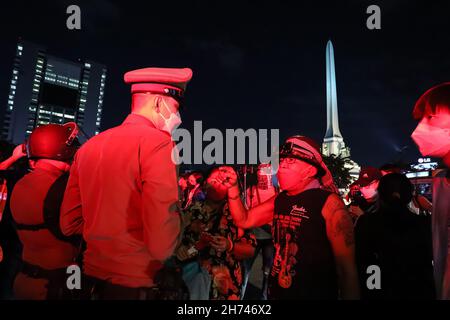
[10,123,81,299]
[354,173,435,299]
[60,67,192,299]
[354,167,383,215]
[411,82,450,300]
[217,136,360,300]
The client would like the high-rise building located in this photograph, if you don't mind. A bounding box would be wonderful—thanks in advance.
[1,40,106,144]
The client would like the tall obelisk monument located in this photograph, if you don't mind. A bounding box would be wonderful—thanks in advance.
[322,40,350,158]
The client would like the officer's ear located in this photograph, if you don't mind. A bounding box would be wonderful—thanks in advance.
[309,165,319,178]
[29,159,36,170]
[154,96,161,113]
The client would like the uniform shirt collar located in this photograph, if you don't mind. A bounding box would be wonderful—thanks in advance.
[122,113,157,128]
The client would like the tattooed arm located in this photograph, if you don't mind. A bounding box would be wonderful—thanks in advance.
[322,193,360,300]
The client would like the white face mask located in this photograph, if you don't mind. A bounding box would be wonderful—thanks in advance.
[411,121,450,157]
[277,163,313,192]
[158,98,182,135]
[360,185,378,200]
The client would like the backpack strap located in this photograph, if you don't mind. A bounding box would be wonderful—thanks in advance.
[43,172,81,245]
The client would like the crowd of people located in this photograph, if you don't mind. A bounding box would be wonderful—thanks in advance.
[0,67,449,300]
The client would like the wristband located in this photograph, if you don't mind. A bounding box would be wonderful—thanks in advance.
[228,193,240,200]
[228,187,240,200]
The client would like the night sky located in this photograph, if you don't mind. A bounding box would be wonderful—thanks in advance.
[1,0,450,168]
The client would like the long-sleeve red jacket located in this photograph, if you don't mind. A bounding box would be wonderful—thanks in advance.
[61,114,181,288]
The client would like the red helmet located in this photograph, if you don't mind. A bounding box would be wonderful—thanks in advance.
[26,122,79,161]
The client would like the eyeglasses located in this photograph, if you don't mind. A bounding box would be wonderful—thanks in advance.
[280,157,299,165]
[279,141,316,162]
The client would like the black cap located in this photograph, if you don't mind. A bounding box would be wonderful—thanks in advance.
[355,166,382,187]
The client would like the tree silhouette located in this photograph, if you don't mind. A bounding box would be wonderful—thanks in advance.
[322,154,353,189]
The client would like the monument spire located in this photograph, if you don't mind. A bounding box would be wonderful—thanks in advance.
[325,40,343,139]
[322,40,360,183]
[322,40,349,158]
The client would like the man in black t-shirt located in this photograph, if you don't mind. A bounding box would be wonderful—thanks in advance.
[217,136,360,300]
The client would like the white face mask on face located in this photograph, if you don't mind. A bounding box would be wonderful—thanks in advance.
[277,161,314,192]
[411,120,450,157]
[158,98,182,135]
[360,184,378,200]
